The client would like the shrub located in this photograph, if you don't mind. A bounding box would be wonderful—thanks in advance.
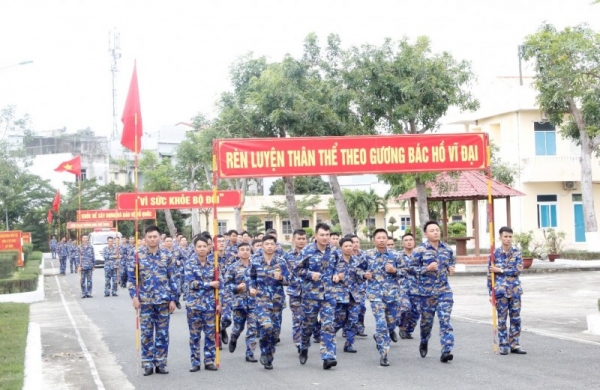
[22,244,34,262]
[28,251,43,261]
[448,222,467,237]
[403,227,423,243]
[0,251,19,279]
[0,259,40,294]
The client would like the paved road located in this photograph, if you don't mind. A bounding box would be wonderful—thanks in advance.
[32,256,600,390]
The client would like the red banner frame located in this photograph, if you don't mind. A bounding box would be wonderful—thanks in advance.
[215,133,488,178]
[77,209,156,221]
[116,190,243,210]
[67,221,114,230]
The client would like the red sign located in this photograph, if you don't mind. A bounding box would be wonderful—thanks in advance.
[215,133,488,178]
[116,191,243,210]
[0,231,24,267]
[22,232,32,244]
[77,209,156,221]
[67,221,113,230]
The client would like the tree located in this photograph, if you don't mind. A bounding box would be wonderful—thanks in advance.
[523,23,600,250]
[347,36,479,230]
[245,215,263,237]
[262,195,321,220]
[388,216,399,238]
[269,176,331,195]
[328,189,380,234]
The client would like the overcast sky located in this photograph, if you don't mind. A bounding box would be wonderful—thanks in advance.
[1,0,599,139]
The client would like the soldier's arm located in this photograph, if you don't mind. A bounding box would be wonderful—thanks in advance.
[504,250,523,277]
[166,254,178,301]
[279,258,291,286]
[127,255,138,299]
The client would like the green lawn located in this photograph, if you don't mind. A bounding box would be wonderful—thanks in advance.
[0,303,30,390]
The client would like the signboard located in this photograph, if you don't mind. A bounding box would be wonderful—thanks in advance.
[215,133,488,178]
[22,232,32,244]
[67,221,113,230]
[116,191,243,210]
[77,209,156,221]
[0,230,24,267]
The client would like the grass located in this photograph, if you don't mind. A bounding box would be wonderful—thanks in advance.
[0,303,30,390]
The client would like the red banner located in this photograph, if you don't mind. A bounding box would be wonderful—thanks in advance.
[215,133,488,178]
[0,231,24,267]
[116,191,243,210]
[67,221,113,230]
[21,232,32,244]
[77,209,156,221]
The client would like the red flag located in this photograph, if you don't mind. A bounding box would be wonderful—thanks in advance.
[121,62,143,153]
[52,190,60,213]
[54,155,81,176]
[47,209,53,224]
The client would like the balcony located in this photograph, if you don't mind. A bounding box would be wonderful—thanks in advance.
[520,155,585,182]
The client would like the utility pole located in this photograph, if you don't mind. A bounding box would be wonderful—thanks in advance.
[518,45,525,86]
[109,29,121,140]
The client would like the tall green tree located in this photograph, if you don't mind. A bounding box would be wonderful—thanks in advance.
[269,176,331,195]
[347,36,479,230]
[328,189,385,234]
[262,195,322,219]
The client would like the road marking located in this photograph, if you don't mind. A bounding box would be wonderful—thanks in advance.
[51,258,105,389]
[453,315,600,346]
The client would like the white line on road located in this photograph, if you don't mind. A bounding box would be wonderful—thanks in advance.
[51,257,106,389]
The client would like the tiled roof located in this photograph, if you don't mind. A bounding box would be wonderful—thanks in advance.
[397,171,525,201]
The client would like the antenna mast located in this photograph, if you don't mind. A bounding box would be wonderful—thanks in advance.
[109,29,121,140]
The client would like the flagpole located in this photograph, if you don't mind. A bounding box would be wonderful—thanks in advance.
[78,174,83,289]
[212,152,220,369]
[134,113,141,375]
[486,136,498,354]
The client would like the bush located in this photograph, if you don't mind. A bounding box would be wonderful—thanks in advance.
[0,259,40,294]
[22,244,33,262]
[0,251,19,279]
[403,227,423,243]
[448,222,467,237]
[28,251,43,261]
[560,251,600,260]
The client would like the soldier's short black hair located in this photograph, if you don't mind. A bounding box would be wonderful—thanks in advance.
[292,229,306,237]
[252,239,262,247]
[372,228,388,238]
[402,233,414,240]
[330,232,340,238]
[227,229,239,236]
[423,220,440,233]
[106,236,114,242]
[315,222,330,233]
[344,233,358,240]
[262,234,277,244]
[145,225,160,235]
[193,236,209,246]
[339,237,353,247]
[238,242,250,249]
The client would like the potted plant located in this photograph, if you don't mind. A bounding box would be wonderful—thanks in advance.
[513,231,534,269]
[543,228,566,262]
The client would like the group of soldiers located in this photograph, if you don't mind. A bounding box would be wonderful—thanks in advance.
[51,221,527,375]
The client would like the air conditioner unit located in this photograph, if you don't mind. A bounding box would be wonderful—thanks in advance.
[563,181,576,190]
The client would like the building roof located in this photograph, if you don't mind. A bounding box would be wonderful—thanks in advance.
[397,171,525,201]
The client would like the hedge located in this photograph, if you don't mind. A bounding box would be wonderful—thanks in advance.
[28,251,43,261]
[22,244,33,262]
[0,252,19,279]
[560,251,600,260]
[0,259,40,294]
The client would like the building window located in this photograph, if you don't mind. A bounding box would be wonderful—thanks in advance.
[400,216,410,230]
[76,169,87,182]
[113,172,119,181]
[537,195,557,228]
[282,220,292,235]
[534,122,556,156]
[365,218,376,227]
[301,220,310,228]
[218,221,227,235]
[572,194,582,202]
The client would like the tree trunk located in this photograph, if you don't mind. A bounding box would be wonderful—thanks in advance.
[233,178,247,231]
[163,209,177,237]
[329,175,353,235]
[283,176,301,231]
[580,131,600,250]
[415,177,430,232]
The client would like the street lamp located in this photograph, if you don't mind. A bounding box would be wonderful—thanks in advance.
[0,60,33,72]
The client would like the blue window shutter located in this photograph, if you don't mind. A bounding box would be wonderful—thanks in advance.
[540,205,549,227]
[547,132,556,155]
[550,205,557,227]
[535,132,546,155]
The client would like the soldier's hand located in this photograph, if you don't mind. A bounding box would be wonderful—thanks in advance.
[209,281,220,288]
[77,266,81,272]
[169,301,176,313]
[273,271,282,280]
[426,262,439,272]
[217,304,222,313]
[385,263,396,274]
[332,275,340,283]
[448,266,455,275]
[132,296,141,310]
[337,272,344,281]
[311,272,322,281]
[249,288,257,296]
[237,283,246,292]
[364,271,372,280]
[489,266,502,274]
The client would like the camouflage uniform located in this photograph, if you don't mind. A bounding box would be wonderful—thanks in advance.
[127,247,178,370]
[333,254,362,350]
[398,250,420,336]
[284,247,304,348]
[224,243,238,262]
[184,256,222,368]
[57,241,68,274]
[296,242,338,361]
[102,245,119,296]
[412,240,455,355]
[78,243,95,297]
[356,248,405,359]
[68,240,78,273]
[354,250,368,334]
[225,259,257,358]
[118,243,130,288]
[209,252,233,333]
[247,253,290,365]
[488,246,524,354]
[50,238,57,259]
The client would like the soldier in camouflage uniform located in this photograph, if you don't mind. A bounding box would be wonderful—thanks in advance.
[102,237,119,297]
[50,235,57,259]
[68,237,78,274]
[284,229,308,351]
[398,233,420,339]
[120,236,135,288]
[332,237,362,353]
[247,235,290,370]
[184,236,221,372]
[225,230,239,260]
[411,221,456,363]
[225,242,258,362]
[488,226,526,355]
[296,223,339,370]
[57,237,68,275]
[128,226,178,376]
[210,235,232,345]
[355,229,405,366]
[347,234,368,338]
[78,234,95,298]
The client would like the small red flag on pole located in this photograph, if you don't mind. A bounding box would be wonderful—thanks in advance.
[52,190,60,213]
[121,62,143,153]
[54,155,82,176]
[47,209,53,224]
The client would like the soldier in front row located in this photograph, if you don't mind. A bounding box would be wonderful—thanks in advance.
[78,234,95,298]
[102,237,119,297]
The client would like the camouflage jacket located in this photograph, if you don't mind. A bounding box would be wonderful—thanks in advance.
[401,250,418,296]
[411,240,455,296]
[283,248,304,297]
[225,260,253,310]
[247,254,290,310]
[295,242,338,301]
[332,254,362,303]
[356,248,405,303]
[184,257,223,311]
[102,245,119,269]
[128,247,178,304]
[488,246,523,298]
[78,244,95,270]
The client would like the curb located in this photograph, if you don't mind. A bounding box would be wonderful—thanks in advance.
[455,267,600,276]
[23,322,42,390]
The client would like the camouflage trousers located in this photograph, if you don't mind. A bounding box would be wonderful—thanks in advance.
[358,296,367,333]
[139,303,171,369]
[80,269,93,297]
[186,308,216,366]
[301,298,336,360]
[104,267,118,296]
[59,256,67,274]
[68,256,77,273]
[495,295,522,353]
[289,295,303,346]
[419,292,454,354]
[255,304,280,363]
[231,307,257,357]
[334,298,360,347]
[398,293,420,335]
[221,295,233,330]
[371,300,399,358]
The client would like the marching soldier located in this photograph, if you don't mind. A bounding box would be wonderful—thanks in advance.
[347,234,368,338]
[102,237,119,297]
[225,242,258,362]
[68,237,78,274]
[120,236,135,288]
[128,226,178,376]
[57,236,68,275]
[412,221,456,363]
[184,236,221,372]
[284,229,308,352]
[78,234,95,298]
[488,226,527,355]
[210,235,231,345]
[50,235,58,259]
[398,233,419,339]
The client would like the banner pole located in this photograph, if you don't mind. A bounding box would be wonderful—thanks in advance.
[486,135,498,354]
[212,152,220,368]
[134,114,141,374]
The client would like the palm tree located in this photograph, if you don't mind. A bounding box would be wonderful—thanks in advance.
[364,189,388,227]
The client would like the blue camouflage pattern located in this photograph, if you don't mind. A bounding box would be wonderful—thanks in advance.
[102,245,119,296]
[225,259,257,357]
[79,243,95,297]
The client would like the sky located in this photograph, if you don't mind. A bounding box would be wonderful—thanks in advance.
[1,0,600,139]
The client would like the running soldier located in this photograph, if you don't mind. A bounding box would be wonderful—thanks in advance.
[78,234,95,298]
